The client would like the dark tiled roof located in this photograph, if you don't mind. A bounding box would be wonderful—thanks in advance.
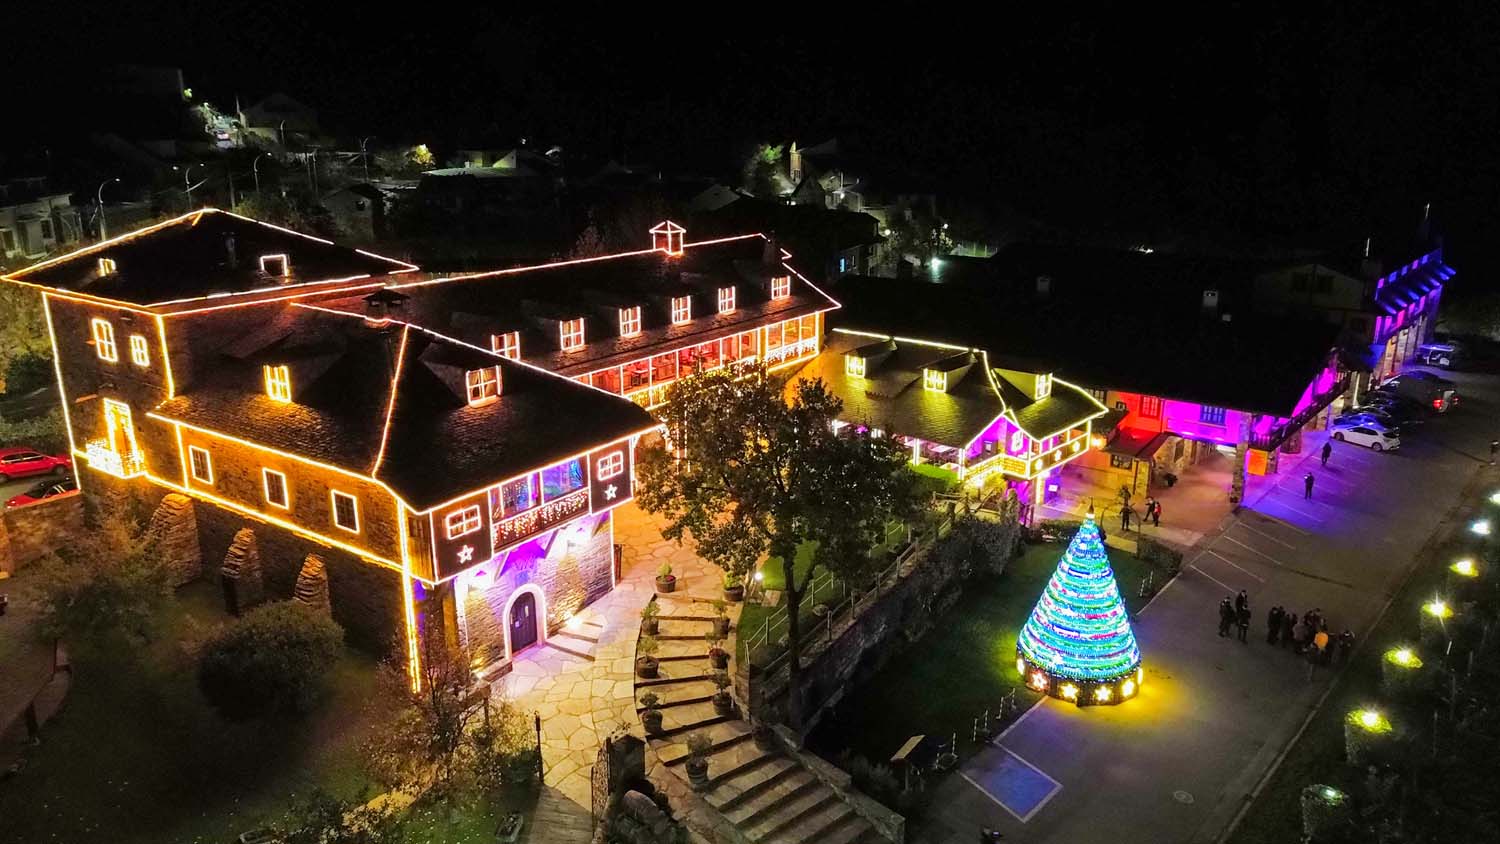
[997,377,1108,439]
[6,209,415,306]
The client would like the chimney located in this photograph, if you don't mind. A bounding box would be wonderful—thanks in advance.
[1202,289,1220,314]
[1035,275,1051,297]
[762,233,781,267]
[362,288,409,328]
[225,233,238,269]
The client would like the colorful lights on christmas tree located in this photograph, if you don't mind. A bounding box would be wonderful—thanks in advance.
[1016,510,1142,706]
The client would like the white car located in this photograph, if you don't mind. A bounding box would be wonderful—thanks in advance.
[1331,420,1400,452]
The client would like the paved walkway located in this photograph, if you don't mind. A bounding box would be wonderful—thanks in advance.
[0,572,64,770]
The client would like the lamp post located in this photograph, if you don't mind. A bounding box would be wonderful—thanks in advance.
[95,177,120,241]
[175,164,203,209]
[361,136,374,183]
[252,153,267,197]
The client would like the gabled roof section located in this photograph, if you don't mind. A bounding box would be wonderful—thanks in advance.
[4,209,417,308]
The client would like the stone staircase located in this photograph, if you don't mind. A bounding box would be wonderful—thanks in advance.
[636,594,892,844]
[546,617,604,662]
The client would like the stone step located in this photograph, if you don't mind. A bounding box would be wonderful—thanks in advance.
[815,813,879,844]
[776,807,869,844]
[726,771,820,827]
[545,640,595,662]
[553,628,600,645]
[704,752,790,807]
[636,671,713,688]
[654,613,717,622]
[658,649,712,661]
[751,788,840,842]
[656,721,751,766]
[657,699,731,731]
[653,711,733,740]
[639,680,717,707]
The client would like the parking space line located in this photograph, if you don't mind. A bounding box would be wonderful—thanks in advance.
[1220,535,1289,568]
[1267,498,1326,522]
[1204,548,1267,581]
[958,746,1064,823]
[1235,521,1297,549]
[1189,563,1236,591]
[1247,510,1312,536]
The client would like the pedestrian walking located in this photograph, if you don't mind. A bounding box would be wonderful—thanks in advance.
[1234,590,1249,617]
[1320,441,1332,468]
[1303,472,1315,499]
[1121,504,1133,532]
[1336,630,1355,665]
[1280,611,1297,649]
[1151,500,1161,528]
[1266,606,1283,645]
[1313,627,1330,662]
[1236,602,1251,643]
[1218,597,1234,637]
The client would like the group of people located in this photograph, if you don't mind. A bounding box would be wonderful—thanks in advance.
[1218,591,1354,665]
[1121,497,1163,531]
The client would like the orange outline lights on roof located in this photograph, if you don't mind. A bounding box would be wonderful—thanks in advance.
[370,324,411,477]
[650,220,686,256]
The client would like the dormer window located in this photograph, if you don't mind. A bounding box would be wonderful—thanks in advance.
[1034,374,1052,400]
[465,366,500,407]
[91,318,118,362]
[923,369,947,392]
[670,296,692,325]
[560,318,586,351]
[650,220,686,256]
[717,286,736,314]
[845,356,866,378]
[771,275,791,299]
[259,254,290,277]
[98,257,117,275]
[264,365,292,402]
[490,331,521,360]
[618,306,642,337]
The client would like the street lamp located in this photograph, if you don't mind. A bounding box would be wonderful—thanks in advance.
[252,153,268,197]
[95,177,120,241]
[360,136,374,183]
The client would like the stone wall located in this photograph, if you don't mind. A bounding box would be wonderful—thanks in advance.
[0,494,85,573]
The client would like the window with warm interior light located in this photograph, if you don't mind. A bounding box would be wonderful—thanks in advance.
[491,331,521,360]
[1034,374,1052,400]
[619,306,642,337]
[717,286,736,314]
[129,334,150,367]
[262,468,289,509]
[331,491,359,532]
[98,257,117,275]
[595,451,624,480]
[923,369,947,392]
[845,355,866,377]
[91,318,118,362]
[560,318,585,351]
[264,364,292,402]
[466,367,500,406]
[670,296,692,325]
[188,446,214,484]
[770,276,791,299]
[445,505,482,539]
[259,254,290,276]
[1139,395,1163,418]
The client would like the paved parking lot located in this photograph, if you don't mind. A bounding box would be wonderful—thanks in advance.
[921,367,1498,844]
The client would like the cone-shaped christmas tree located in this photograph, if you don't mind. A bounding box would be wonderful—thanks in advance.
[1016,510,1142,706]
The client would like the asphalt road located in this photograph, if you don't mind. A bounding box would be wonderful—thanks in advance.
[920,365,1497,844]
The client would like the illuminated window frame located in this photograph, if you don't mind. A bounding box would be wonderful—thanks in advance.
[619,306,642,337]
[445,504,483,539]
[331,490,359,533]
[845,355,866,378]
[91,318,118,362]
[1034,373,1052,400]
[490,331,521,360]
[466,367,499,407]
[262,467,289,509]
[1139,395,1163,419]
[98,257,117,275]
[264,364,292,402]
[129,334,150,368]
[595,451,624,481]
[718,286,736,314]
[923,369,947,392]
[770,276,791,299]
[560,317,586,351]
[188,445,214,485]
[259,253,290,277]
[670,296,692,325]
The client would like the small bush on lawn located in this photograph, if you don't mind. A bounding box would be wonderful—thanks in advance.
[198,601,343,721]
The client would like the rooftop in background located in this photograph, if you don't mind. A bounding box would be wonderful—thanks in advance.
[694,196,883,257]
[2,209,417,308]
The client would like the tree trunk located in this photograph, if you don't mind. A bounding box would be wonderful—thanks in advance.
[780,547,805,729]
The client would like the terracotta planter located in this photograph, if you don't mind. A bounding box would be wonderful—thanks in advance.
[686,757,710,788]
[713,692,735,715]
[635,656,659,678]
[642,618,660,635]
[655,575,677,594]
[723,584,745,602]
[642,709,664,734]
[709,648,729,670]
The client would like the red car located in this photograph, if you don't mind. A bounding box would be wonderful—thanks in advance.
[0,447,72,481]
[6,475,78,508]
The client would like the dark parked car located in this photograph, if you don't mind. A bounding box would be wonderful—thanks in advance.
[6,475,78,508]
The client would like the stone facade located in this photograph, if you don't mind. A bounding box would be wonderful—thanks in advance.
[220,527,265,615]
[146,492,202,585]
[457,511,615,668]
[0,494,85,574]
[294,554,333,616]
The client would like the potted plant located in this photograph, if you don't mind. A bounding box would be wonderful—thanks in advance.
[685,733,712,788]
[751,718,778,751]
[711,670,734,715]
[706,630,729,670]
[639,691,664,734]
[710,598,731,636]
[640,600,661,635]
[655,562,677,594]
[635,635,660,679]
[722,571,745,602]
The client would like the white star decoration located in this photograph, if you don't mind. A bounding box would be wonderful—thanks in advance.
[604,484,618,501]
[457,545,474,564]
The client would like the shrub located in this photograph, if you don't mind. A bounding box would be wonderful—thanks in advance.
[3,351,53,397]
[1137,536,1183,577]
[0,407,68,455]
[197,601,343,720]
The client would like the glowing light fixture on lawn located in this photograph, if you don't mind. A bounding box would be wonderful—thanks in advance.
[1385,647,1422,669]
[1451,559,1477,577]
[1424,599,1452,620]
[1489,490,1500,506]
[1350,708,1391,734]
[1470,519,1491,536]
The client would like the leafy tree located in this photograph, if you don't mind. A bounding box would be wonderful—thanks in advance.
[636,363,920,725]
[0,407,67,454]
[374,145,434,179]
[741,143,787,197]
[233,191,339,239]
[197,601,343,720]
[0,285,52,393]
[280,789,406,844]
[32,510,169,645]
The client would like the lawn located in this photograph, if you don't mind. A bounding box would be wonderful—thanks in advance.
[807,540,1152,766]
[0,581,387,844]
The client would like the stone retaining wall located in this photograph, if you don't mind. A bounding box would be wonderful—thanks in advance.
[0,494,85,574]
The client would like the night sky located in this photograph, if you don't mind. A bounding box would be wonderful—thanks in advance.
[12,2,1500,289]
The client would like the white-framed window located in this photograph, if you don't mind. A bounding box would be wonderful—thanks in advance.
[618,306,642,337]
[262,468,289,509]
[770,276,791,299]
[1034,373,1052,400]
[670,296,692,325]
[923,369,947,392]
[129,334,150,367]
[445,504,482,539]
[717,286,736,314]
[560,317,586,351]
[98,257,117,275]
[845,356,866,377]
[595,451,625,480]
[91,318,118,362]
[264,364,292,402]
[259,253,290,276]
[188,445,214,484]
[331,490,359,533]
[490,331,521,360]
[466,367,500,406]
[1200,405,1227,425]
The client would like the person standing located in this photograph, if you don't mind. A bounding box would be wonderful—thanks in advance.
[1236,601,1251,643]
[1218,597,1234,637]
[1151,500,1162,528]
[1280,611,1297,649]
[1121,504,1133,533]
[1266,606,1283,644]
[1336,630,1355,664]
[1303,472,1315,500]
[1490,440,1498,465]
[1235,590,1249,617]
[1320,441,1332,467]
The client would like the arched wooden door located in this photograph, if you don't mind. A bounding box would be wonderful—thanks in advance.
[509,592,538,655]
